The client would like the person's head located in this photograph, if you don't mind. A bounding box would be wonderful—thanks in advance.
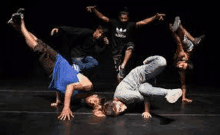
[86,94,102,107]
[103,99,127,117]
[93,25,107,40]
[118,7,129,23]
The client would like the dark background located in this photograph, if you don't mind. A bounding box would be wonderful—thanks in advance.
[2,0,218,90]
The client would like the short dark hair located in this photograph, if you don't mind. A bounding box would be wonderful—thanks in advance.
[96,25,108,33]
[103,100,115,116]
[119,7,129,16]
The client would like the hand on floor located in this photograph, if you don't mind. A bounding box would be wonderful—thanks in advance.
[142,112,152,119]
[58,107,74,120]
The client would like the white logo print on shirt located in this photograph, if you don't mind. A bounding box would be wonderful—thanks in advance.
[115,27,127,38]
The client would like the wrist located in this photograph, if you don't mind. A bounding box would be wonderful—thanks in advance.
[63,106,70,109]
[92,8,97,13]
[154,14,158,20]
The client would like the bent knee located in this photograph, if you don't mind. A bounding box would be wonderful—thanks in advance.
[139,83,153,95]
[156,56,167,67]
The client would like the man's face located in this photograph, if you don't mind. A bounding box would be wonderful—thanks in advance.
[86,94,101,107]
[93,28,104,40]
[119,13,129,23]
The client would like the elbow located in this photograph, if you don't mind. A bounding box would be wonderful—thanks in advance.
[83,81,94,92]
[101,17,109,22]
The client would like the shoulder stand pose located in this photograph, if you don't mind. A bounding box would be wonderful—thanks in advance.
[86,6,165,83]
[94,55,182,118]
[49,25,109,107]
[169,16,205,103]
[7,9,107,120]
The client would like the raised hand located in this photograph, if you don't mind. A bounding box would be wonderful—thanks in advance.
[103,37,109,45]
[86,6,96,13]
[50,28,59,36]
[156,13,166,21]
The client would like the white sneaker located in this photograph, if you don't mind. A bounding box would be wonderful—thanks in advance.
[72,64,81,72]
[165,88,182,103]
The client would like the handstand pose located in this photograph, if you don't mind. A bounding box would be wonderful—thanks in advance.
[169,16,205,103]
[94,55,182,118]
[7,10,106,120]
[86,6,165,83]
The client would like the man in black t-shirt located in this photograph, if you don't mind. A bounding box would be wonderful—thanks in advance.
[50,26,109,74]
[86,6,165,83]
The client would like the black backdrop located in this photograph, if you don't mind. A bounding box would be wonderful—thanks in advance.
[2,0,218,88]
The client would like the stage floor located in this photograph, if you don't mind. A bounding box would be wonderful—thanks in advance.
[0,80,219,135]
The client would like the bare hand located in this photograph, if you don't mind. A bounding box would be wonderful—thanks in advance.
[103,37,109,45]
[156,13,166,21]
[142,112,152,119]
[58,107,74,120]
[86,6,96,13]
[51,28,59,36]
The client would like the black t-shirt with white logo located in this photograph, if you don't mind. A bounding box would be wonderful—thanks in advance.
[109,19,136,55]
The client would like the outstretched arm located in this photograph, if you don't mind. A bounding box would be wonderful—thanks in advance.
[86,6,110,22]
[136,13,165,27]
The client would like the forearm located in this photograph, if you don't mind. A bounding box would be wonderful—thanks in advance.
[63,84,75,108]
[143,15,157,24]
[144,100,150,113]
[137,15,157,27]
[92,8,109,22]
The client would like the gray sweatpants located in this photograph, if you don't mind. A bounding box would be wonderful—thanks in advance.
[114,55,170,104]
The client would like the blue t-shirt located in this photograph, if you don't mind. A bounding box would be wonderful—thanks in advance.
[49,54,79,94]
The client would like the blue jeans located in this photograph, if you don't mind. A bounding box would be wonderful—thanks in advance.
[71,56,98,72]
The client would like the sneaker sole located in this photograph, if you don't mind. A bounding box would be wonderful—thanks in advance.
[195,35,205,45]
[118,66,125,79]
[172,16,180,32]
[166,89,182,103]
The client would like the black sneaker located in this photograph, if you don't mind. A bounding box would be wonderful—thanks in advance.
[7,8,25,24]
[171,16,181,32]
[118,66,125,79]
[7,13,24,25]
[193,35,205,45]
[16,8,25,14]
